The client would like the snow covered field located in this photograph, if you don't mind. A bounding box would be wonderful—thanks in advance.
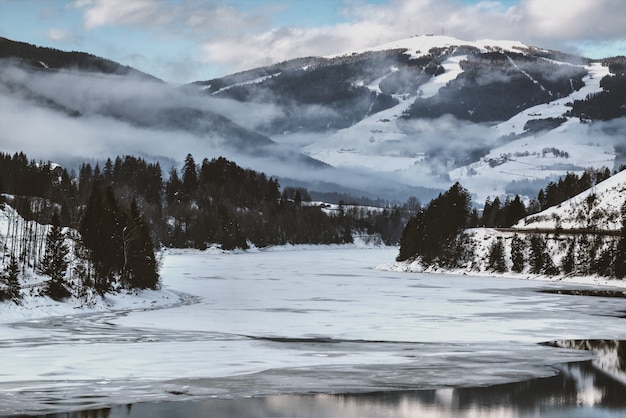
[2,246,626,415]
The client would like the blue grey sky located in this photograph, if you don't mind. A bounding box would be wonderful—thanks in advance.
[1,0,624,83]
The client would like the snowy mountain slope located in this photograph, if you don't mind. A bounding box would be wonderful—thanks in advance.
[289,36,617,199]
[450,118,616,202]
[493,63,610,137]
[447,62,614,202]
[465,169,626,274]
[328,35,534,60]
[301,53,470,172]
[514,168,626,231]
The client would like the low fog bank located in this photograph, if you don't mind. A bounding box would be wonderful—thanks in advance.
[2,59,624,203]
[0,62,431,201]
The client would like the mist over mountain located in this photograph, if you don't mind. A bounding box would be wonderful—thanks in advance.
[1,35,625,202]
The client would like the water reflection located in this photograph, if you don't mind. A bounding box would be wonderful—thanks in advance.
[549,339,626,386]
[32,340,626,418]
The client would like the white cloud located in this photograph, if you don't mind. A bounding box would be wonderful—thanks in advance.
[197,0,625,75]
[72,0,269,36]
[69,0,626,80]
[45,28,81,44]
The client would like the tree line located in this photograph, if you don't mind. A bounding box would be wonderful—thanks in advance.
[0,151,418,302]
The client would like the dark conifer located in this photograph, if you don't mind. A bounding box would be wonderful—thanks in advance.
[510,234,526,272]
[40,213,71,300]
[1,257,21,302]
[182,153,198,202]
[123,198,160,289]
[615,202,626,278]
[487,239,507,272]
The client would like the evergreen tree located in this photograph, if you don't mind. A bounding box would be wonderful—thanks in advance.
[123,199,160,289]
[510,234,526,272]
[616,201,626,278]
[561,238,576,275]
[79,182,123,293]
[181,153,198,202]
[397,211,424,261]
[528,235,545,274]
[529,235,559,275]
[1,257,21,302]
[165,167,183,206]
[487,239,507,272]
[504,195,527,227]
[592,241,615,277]
[39,213,71,299]
[481,196,500,227]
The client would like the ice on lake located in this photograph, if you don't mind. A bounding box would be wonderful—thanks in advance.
[2,247,626,415]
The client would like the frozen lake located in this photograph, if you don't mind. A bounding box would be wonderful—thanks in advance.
[2,247,626,416]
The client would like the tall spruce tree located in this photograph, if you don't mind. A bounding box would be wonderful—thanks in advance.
[181,153,198,202]
[615,201,626,278]
[487,239,507,272]
[1,257,21,302]
[79,182,124,293]
[561,238,576,275]
[40,213,71,299]
[123,199,159,289]
[510,234,526,272]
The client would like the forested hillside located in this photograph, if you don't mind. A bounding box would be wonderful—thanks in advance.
[397,167,626,278]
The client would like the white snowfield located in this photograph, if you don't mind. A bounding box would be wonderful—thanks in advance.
[304,35,617,201]
[2,244,626,415]
[328,35,533,60]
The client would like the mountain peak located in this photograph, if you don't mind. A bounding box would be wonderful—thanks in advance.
[328,34,534,59]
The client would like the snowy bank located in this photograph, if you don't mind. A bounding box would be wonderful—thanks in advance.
[0,287,184,324]
[378,227,626,291]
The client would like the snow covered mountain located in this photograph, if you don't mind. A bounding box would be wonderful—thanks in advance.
[198,35,626,202]
[1,35,625,202]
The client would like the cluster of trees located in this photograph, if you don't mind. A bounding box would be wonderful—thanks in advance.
[397,182,471,264]
[0,153,161,301]
[537,168,612,211]
[477,195,527,228]
[486,230,626,278]
[475,168,615,229]
[79,183,158,294]
[161,155,414,249]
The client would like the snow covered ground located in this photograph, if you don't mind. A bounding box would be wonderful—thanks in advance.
[515,168,626,231]
[2,245,626,415]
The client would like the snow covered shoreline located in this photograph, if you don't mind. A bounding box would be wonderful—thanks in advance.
[4,240,626,327]
[379,258,626,290]
[0,285,184,325]
[0,241,391,324]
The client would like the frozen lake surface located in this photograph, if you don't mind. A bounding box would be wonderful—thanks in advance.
[2,247,626,416]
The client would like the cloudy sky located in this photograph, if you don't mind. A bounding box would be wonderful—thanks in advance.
[1,0,625,83]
